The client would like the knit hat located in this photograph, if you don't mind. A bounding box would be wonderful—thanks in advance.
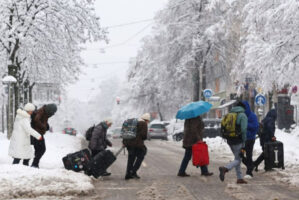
[44,104,57,117]
[104,118,113,125]
[141,113,151,121]
[24,103,35,112]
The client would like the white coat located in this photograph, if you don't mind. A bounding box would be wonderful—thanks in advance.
[8,109,42,159]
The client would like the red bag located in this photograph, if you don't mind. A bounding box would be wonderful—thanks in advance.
[192,141,209,167]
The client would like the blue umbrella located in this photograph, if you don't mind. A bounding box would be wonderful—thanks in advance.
[176,101,212,120]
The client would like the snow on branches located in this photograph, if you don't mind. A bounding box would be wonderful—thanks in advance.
[0,0,107,85]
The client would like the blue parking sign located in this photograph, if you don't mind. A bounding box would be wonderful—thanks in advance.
[203,89,213,98]
[255,94,266,106]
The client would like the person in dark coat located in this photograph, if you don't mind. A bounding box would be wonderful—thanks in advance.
[31,104,57,168]
[123,113,149,180]
[88,119,113,176]
[241,101,259,178]
[177,115,213,177]
[88,119,113,157]
[253,109,277,171]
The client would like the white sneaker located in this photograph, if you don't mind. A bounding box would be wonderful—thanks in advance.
[244,175,253,179]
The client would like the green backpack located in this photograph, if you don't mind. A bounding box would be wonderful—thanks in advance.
[221,113,241,139]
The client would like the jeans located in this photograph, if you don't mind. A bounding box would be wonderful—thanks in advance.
[13,158,30,166]
[226,143,243,179]
[178,147,208,174]
[126,146,147,175]
[31,136,46,167]
[242,139,255,174]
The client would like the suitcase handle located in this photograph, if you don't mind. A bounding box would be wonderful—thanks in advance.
[115,146,125,157]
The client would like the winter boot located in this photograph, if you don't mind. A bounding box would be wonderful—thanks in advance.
[219,167,228,182]
[177,172,190,177]
[237,179,248,184]
[201,172,214,176]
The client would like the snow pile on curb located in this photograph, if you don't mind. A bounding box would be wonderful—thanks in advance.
[0,132,93,199]
[0,165,93,199]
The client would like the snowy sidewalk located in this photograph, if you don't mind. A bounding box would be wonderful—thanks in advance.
[0,132,94,199]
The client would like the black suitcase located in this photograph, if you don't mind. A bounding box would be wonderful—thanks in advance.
[85,147,124,178]
[62,149,91,172]
[264,141,285,170]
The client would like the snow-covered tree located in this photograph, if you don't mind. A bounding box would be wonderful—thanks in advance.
[235,0,299,92]
[0,0,106,93]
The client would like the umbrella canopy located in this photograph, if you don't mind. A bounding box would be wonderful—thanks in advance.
[176,101,212,120]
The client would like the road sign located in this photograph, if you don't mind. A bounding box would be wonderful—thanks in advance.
[203,89,213,98]
[255,94,266,106]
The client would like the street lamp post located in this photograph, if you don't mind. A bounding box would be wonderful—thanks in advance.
[2,75,17,139]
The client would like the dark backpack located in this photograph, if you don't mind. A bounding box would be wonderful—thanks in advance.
[121,118,138,140]
[85,125,95,141]
[221,112,241,140]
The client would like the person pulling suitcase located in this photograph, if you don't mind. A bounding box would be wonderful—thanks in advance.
[88,119,113,176]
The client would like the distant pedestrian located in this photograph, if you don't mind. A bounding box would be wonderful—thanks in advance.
[31,104,57,168]
[177,115,213,177]
[123,113,150,180]
[219,101,248,184]
[253,109,277,171]
[8,103,42,166]
[88,119,113,176]
[241,101,259,178]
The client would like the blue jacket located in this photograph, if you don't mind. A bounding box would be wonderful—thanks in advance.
[260,109,277,146]
[242,101,259,140]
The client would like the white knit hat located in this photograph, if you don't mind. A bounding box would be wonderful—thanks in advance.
[141,113,150,121]
[105,118,113,125]
[24,103,35,112]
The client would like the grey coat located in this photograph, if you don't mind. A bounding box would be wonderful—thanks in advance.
[88,122,112,151]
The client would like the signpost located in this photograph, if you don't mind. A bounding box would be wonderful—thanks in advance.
[203,89,213,99]
[255,94,266,106]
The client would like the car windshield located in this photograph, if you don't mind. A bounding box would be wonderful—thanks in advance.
[150,124,165,129]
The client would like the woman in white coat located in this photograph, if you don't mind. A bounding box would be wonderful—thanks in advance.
[8,103,42,165]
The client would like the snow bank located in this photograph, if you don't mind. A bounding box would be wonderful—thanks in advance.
[0,132,93,199]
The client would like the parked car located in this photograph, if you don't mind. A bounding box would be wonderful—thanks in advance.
[63,127,77,136]
[148,122,168,140]
[172,118,222,141]
[108,127,122,139]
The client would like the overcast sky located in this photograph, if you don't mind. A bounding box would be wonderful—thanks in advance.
[67,0,168,101]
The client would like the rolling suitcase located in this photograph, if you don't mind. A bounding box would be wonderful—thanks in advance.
[192,141,209,167]
[62,149,91,172]
[85,147,124,178]
[264,141,284,170]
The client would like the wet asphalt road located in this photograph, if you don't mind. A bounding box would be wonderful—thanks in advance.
[75,139,299,200]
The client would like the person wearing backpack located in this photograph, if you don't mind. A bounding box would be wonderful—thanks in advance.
[123,113,150,180]
[177,115,213,177]
[241,101,259,178]
[253,109,277,171]
[88,119,113,176]
[219,101,248,184]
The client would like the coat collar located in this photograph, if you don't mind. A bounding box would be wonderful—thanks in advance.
[16,109,30,118]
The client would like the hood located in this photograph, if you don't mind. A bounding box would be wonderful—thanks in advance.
[44,104,57,118]
[242,101,251,117]
[230,106,245,113]
[265,109,277,120]
[16,109,30,119]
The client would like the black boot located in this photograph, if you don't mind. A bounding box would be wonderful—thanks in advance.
[219,167,228,182]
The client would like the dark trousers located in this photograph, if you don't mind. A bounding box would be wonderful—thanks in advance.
[126,146,147,175]
[242,139,255,174]
[13,158,30,166]
[31,136,46,167]
[91,150,102,158]
[178,147,208,174]
[254,146,265,168]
